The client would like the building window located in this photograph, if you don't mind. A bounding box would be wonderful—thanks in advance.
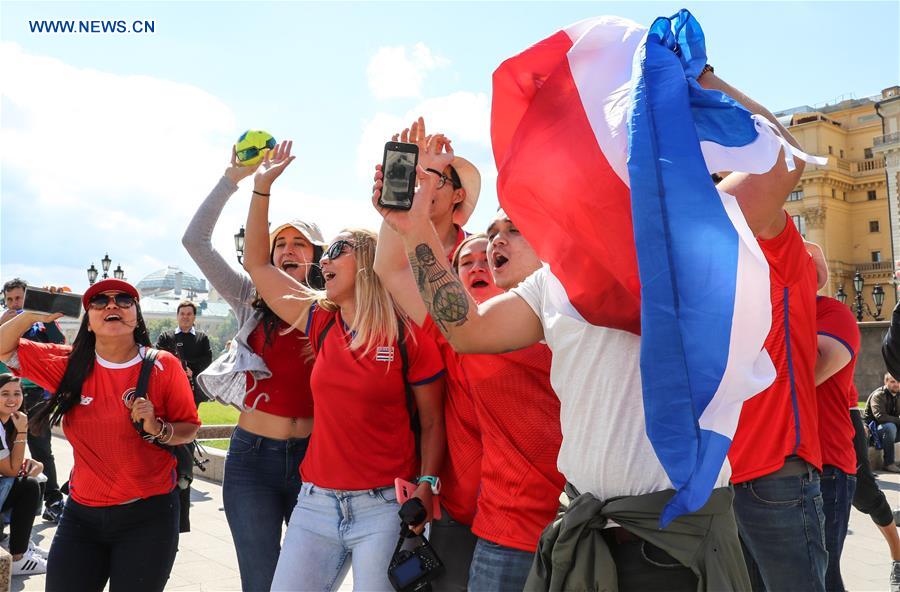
[840,149,844,158]
[868,190,877,201]
[870,220,880,232]
[788,190,803,201]
[791,215,807,238]
[831,189,836,199]
[872,251,882,263]
[828,145,833,154]
[865,147,874,159]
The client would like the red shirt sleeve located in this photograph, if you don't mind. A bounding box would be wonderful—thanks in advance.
[153,351,201,426]
[757,212,813,287]
[10,339,71,392]
[405,321,445,385]
[816,297,860,359]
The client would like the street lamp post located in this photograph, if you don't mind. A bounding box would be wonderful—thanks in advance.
[234,226,246,265]
[850,270,884,321]
[87,255,125,286]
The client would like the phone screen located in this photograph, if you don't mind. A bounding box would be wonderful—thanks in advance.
[379,142,418,210]
[23,288,83,318]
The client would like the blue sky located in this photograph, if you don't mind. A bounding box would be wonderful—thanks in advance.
[1,1,898,294]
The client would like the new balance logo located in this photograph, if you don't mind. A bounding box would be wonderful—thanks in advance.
[375,346,395,362]
[80,397,94,405]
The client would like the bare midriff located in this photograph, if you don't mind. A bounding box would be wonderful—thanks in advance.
[237,409,313,440]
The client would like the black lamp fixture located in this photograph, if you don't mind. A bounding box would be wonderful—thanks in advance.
[851,270,884,321]
[234,226,246,265]
[87,255,125,286]
[835,285,847,305]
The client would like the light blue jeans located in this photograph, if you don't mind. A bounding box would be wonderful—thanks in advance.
[271,482,401,592]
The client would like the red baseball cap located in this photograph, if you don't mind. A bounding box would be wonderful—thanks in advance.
[82,279,140,310]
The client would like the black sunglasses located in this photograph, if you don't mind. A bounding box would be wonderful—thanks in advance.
[425,167,462,190]
[88,293,136,310]
[321,240,356,263]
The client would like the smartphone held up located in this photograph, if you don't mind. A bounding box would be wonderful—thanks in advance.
[378,142,419,211]
[23,287,82,318]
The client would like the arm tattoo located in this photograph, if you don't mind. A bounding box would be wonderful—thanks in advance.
[409,243,469,331]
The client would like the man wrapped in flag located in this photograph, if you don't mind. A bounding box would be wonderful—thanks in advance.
[374,9,825,591]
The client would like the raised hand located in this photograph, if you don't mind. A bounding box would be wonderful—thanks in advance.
[254,140,296,194]
[396,117,454,176]
[372,163,437,237]
[224,146,262,185]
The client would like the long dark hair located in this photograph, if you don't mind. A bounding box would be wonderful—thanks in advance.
[0,373,22,447]
[29,303,151,434]
[251,244,324,346]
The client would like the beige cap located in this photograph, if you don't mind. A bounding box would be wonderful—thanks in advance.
[450,156,481,227]
[269,219,326,249]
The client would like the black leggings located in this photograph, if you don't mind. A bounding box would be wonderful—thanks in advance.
[851,409,895,526]
[0,476,41,555]
[46,490,179,592]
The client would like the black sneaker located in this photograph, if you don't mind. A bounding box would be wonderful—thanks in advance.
[42,500,64,523]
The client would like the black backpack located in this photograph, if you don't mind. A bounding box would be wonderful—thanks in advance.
[133,348,208,532]
[317,318,420,455]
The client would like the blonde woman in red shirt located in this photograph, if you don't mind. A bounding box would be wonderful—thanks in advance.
[243,141,446,591]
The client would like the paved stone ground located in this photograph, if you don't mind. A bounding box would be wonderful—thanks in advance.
[12,435,900,591]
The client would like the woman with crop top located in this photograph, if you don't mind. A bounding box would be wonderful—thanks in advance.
[183,146,327,592]
[243,141,446,591]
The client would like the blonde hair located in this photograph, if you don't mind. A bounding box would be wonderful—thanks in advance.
[314,228,409,354]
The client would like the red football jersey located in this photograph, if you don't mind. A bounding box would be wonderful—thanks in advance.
[244,321,314,418]
[300,305,444,490]
[729,215,822,483]
[420,315,482,526]
[462,344,564,552]
[815,296,860,474]
[13,340,199,506]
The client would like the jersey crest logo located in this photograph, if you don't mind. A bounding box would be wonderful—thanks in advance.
[121,388,138,407]
[375,346,395,362]
[80,397,94,405]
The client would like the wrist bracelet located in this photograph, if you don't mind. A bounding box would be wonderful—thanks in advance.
[16,431,27,435]
[252,190,271,197]
[13,440,27,444]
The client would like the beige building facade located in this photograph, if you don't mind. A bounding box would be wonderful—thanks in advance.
[778,85,900,319]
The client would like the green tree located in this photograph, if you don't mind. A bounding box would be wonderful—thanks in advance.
[146,318,177,345]
[206,311,238,357]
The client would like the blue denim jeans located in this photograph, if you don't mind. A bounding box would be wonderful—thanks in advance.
[222,426,308,592]
[270,482,401,591]
[734,468,827,592]
[467,538,535,592]
[877,422,898,465]
[820,466,857,592]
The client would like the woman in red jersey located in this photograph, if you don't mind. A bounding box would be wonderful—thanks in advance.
[0,279,200,592]
[243,141,446,592]
[185,146,326,592]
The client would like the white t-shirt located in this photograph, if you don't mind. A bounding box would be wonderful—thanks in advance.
[512,265,730,500]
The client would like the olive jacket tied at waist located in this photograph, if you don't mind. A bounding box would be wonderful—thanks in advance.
[525,486,750,592]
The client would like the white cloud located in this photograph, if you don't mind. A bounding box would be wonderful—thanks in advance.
[355,91,492,179]
[0,42,237,292]
[367,42,450,99]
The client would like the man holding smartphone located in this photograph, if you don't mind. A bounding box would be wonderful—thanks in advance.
[1,278,66,523]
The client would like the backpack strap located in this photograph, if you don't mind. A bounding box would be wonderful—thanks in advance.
[134,348,159,400]
[397,321,421,457]
[316,316,337,352]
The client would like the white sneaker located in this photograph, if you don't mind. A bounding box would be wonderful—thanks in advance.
[0,538,48,558]
[11,550,47,576]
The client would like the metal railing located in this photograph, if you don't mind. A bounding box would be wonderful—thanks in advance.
[874,132,900,147]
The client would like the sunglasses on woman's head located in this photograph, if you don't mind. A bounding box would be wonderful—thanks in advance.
[236,137,278,162]
[321,240,356,263]
[88,293,136,310]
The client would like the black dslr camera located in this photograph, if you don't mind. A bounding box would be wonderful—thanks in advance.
[387,498,444,592]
